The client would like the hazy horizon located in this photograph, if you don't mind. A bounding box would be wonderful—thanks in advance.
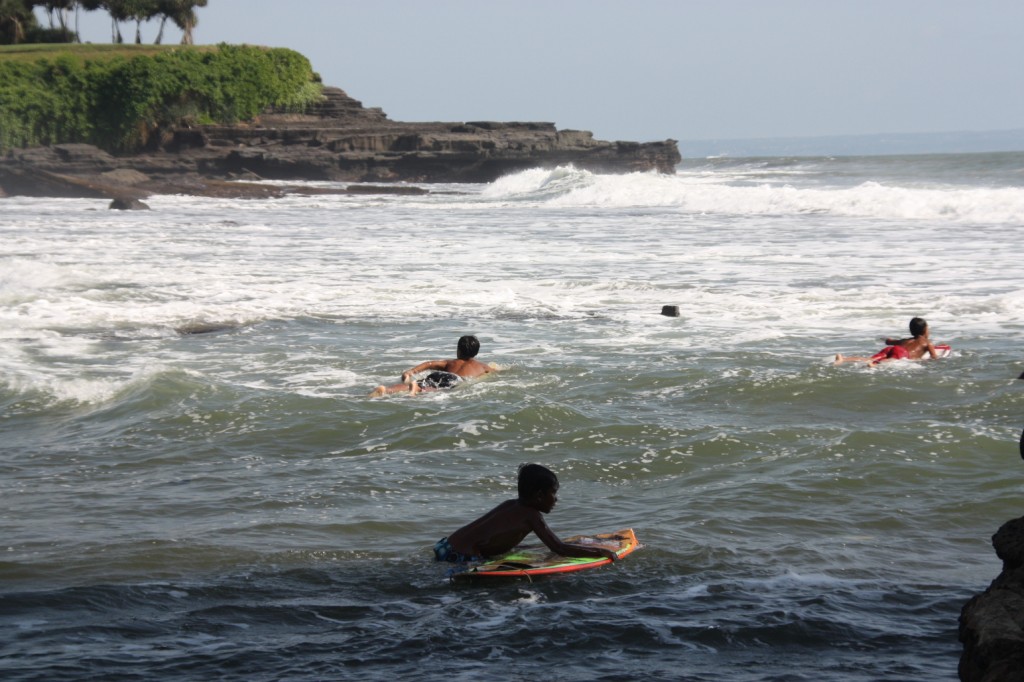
[677,128,1024,158]
[38,1,1024,151]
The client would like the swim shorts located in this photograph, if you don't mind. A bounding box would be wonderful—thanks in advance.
[434,537,480,563]
[418,371,462,390]
[870,345,910,362]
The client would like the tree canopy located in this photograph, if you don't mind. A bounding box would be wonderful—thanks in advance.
[0,0,208,44]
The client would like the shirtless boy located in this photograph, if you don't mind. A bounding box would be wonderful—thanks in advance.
[835,317,939,367]
[368,335,494,397]
[433,463,618,564]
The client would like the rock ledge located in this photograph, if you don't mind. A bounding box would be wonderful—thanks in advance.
[0,87,680,199]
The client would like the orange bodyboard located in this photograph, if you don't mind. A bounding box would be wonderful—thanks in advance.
[452,528,638,580]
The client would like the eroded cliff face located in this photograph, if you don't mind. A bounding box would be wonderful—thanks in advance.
[0,87,681,199]
[959,516,1024,681]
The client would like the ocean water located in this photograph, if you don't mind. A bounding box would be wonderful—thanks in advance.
[1,152,1023,681]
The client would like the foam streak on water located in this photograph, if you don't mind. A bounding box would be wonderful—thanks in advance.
[1,152,1023,680]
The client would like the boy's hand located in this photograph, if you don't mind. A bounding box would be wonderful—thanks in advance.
[602,548,618,562]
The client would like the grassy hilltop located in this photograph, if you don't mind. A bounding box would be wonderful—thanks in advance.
[0,43,323,153]
[0,43,211,60]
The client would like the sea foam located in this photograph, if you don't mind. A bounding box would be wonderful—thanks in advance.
[479,164,1024,223]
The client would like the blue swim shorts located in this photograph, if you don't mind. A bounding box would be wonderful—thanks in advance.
[434,537,480,563]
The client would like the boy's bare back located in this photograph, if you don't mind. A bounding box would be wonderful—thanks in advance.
[438,357,492,379]
[446,499,542,557]
[890,335,935,360]
[435,463,618,563]
[884,320,937,360]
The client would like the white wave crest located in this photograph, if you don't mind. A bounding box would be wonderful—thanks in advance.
[0,362,176,406]
[482,166,1024,223]
[481,165,593,200]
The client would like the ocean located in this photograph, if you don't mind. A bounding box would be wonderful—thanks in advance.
[1,152,1022,681]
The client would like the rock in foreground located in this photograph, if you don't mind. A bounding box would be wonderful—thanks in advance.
[0,87,680,199]
[959,516,1024,681]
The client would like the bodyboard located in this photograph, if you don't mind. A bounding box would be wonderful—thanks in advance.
[933,344,952,358]
[452,528,638,580]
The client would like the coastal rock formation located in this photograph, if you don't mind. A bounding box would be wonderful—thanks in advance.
[0,87,680,199]
[959,516,1024,681]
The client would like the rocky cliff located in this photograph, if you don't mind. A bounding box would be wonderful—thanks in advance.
[0,87,681,199]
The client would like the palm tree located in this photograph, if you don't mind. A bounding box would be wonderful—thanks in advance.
[124,0,159,44]
[152,0,169,43]
[0,0,34,44]
[149,0,204,45]
[75,0,120,42]
[83,0,151,43]
[152,0,181,44]
[167,0,203,45]
[106,0,144,43]
[40,0,74,33]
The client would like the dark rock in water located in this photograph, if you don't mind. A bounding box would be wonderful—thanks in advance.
[176,322,236,335]
[661,305,681,317]
[109,197,150,210]
[959,516,1024,681]
[0,86,680,200]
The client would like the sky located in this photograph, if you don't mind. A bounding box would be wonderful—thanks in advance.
[52,0,1024,146]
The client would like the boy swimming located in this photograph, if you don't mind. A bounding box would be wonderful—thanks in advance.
[369,335,494,397]
[834,317,940,367]
[433,463,618,563]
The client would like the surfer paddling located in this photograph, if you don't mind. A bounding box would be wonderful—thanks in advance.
[834,317,940,367]
[368,335,494,397]
[433,463,618,564]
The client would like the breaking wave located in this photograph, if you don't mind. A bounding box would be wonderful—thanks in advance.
[481,161,1024,223]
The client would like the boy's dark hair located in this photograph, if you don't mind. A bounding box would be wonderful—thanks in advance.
[909,317,928,337]
[517,463,558,500]
[457,335,480,359]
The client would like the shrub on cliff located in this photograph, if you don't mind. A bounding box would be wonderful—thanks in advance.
[0,44,322,152]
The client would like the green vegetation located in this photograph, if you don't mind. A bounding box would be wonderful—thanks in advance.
[0,3,321,153]
[0,43,323,152]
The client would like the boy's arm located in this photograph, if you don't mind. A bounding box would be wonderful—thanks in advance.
[401,360,446,381]
[529,513,618,562]
[925,341,938,359]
